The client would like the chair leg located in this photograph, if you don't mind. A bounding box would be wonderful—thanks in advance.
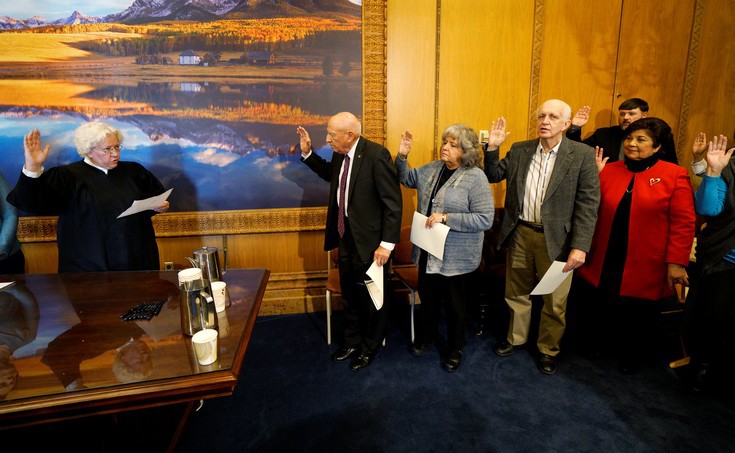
[326,290,332,345]
[409,290,415,343]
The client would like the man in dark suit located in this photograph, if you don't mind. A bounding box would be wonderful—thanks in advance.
[298,112,402,372]
[566,97,679,164]
[484,99,600,375]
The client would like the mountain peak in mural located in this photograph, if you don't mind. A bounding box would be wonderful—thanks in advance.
[111,0,240,22]
[0,11,104,29]
[0,0,359,28]
[110,0,359,22]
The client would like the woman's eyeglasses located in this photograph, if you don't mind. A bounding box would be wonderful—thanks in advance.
[95,144,123,155]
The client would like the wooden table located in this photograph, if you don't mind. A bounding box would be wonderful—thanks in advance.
[0,268,269,446]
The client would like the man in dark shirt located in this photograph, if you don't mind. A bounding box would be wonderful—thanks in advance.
[566,98,679,165]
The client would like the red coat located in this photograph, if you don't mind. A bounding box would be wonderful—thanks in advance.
[577,160,695,300]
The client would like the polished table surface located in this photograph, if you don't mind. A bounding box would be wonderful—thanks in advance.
[0,268,269,430]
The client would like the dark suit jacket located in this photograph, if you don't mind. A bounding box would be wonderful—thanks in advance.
[484,137,600,261]
[566,124,679,165]
[302,136,402,262]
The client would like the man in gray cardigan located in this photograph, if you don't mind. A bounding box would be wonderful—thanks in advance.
[484,99,600,375]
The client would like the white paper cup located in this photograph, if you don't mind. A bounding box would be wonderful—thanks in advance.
[210,281,227,313]
[178,268,203,286]
[192,328,218,365]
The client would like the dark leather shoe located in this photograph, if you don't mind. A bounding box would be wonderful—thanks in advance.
[442,350,462,373]
[408,341,432,357]
[350,352,376,372]
[537,354,558,375]
[493,340,520,357]
[331,347,359,362]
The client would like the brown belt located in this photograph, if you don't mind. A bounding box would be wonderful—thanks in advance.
[518,219,544,233]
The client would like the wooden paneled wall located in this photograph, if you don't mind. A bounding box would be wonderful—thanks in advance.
[387,0,735,179]
[19,0,735,315]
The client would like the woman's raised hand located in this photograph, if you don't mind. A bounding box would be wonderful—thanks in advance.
[705,135,732,177]
[398,130,413,158]
[594,147,608,173]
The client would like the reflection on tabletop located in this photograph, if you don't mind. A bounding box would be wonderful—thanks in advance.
[0,270,258,403]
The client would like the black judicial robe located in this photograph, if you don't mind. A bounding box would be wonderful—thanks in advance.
[7,160,165,272]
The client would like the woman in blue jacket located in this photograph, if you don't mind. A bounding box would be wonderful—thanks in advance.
[395,124,494,372]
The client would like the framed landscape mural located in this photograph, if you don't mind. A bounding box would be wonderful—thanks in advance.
[1,0,387,240]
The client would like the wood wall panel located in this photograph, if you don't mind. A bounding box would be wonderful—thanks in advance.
[386,0,438,221]
[158,231,326,273]
[437,0,535,206]
[538,0,623,131]
[614,0,696,144]
[157,235,224,270]
[19,242,58,274]
[681,0,735,174]
[22,231,326,275]
[438,0,535,136]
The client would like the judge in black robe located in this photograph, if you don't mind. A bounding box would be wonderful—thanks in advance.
[6,123,169,272]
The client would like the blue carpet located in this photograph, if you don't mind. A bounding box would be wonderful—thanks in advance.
[176,312,735,452]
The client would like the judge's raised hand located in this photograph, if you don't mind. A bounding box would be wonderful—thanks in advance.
[23,129,50,173]
[594,146,608,173]
[398,130,413,158]
[705,135,732,177]
[571,105,591,127]
[487,117,510,150]
[296,126,312,157]
[691,131,708,162]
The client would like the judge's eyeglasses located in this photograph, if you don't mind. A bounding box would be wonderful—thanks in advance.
[94,144,122,155]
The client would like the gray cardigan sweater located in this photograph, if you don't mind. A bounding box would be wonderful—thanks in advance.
[396,157,494,276]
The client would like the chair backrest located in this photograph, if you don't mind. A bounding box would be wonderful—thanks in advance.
[327,248,339,271]
[393,225,413,265]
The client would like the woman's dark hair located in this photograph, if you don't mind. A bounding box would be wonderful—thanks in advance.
[625,117,671,148]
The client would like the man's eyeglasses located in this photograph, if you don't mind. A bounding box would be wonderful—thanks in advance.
[95,144,122,155]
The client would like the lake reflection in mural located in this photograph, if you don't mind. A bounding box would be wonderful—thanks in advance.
[0,78,360,213]
[0,6,362,213]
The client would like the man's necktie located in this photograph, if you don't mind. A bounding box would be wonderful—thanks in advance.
[337,154,350,238]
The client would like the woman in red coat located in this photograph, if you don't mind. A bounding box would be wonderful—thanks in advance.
[575,117,696,372]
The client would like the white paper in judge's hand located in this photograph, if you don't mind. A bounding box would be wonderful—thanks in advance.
[531,261,571,295]
[365,260,384,310]
[0,282,14,290]
[117,188,173,219]
[410,211,450,260]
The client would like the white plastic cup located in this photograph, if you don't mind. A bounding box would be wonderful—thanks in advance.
[210,281,228,313]
[178,268,203,286]
[192,328,218,365]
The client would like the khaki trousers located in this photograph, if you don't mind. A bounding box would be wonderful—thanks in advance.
[504,224,573,356]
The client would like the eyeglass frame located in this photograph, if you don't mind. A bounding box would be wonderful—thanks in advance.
[93,144,123,155]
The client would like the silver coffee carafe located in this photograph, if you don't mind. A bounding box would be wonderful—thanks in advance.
[179,278,218,336]
[186,246,225,282]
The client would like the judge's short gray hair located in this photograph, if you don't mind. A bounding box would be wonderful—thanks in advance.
[73,122,124,157]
